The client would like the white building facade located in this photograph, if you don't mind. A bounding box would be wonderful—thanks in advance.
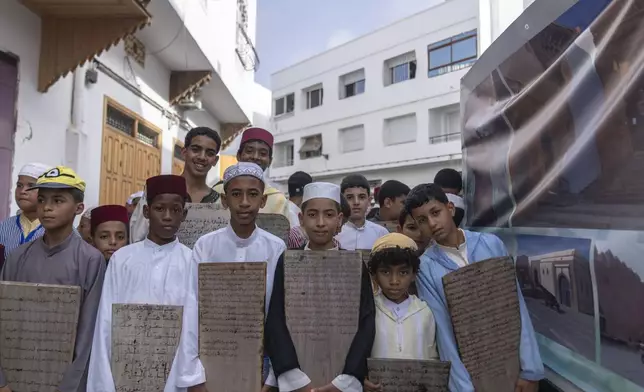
[268,0,478,191]
[0,0,270,217]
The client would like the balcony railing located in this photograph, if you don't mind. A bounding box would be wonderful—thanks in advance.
[235,23,260,71]
[429,132,461,145]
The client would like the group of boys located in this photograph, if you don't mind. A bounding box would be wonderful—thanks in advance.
[0,124,544,392]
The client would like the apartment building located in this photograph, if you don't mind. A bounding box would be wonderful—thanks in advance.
[267,0,478,191]
[0,0,270,217]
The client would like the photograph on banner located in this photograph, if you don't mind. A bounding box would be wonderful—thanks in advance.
[592,230,644,387]
[500,233,595,362]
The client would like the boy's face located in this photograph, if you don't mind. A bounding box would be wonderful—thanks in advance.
[92,221,128,260]
[37,189,84,231]
[397,215,429,251]
[410,199,455,245]
[382,195,407,220]
[182,135,220,178]
[78,217,93,243]
[299,198,342,246]
[143,194,186,241]
[222,176,267,225]
[343,187,370,221]
[237,141,271,171]
[15,175,39,213]
[374,263,415,303]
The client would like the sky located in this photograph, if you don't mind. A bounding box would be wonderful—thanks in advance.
[254,0,443,88]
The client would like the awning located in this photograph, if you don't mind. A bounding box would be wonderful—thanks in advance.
[169,71,212,105]
[299,136,322,153]
[20,0,151,92]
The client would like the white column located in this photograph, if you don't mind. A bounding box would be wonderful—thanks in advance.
[478,0,526,53]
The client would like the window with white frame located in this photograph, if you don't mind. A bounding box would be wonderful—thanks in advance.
[273,140,294,167]
[429,104,461,144]
[340,69,365,99]
[383,113,417,146]
[428,30,477,77]
[274,93,295,117]
[339,125,365,153]
[305,85,324,109]
[299,134,323,159]
[384,51,417,86]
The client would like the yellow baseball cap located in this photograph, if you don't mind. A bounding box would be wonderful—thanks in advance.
[29,166,86,192]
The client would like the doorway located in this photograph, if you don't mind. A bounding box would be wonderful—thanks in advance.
[0,51,18,219]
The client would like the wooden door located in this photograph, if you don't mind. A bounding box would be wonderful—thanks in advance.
[172,140,185,175]
[100,99,161,205]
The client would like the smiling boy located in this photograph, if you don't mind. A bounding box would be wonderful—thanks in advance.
[336,174,389,250]
[0,166,105,392]
[88,175,198,392]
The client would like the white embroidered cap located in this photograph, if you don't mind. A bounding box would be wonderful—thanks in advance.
[82,206,95,220]
[19,162,51,180]
[223,162,265,187]
[302,182,341,204]
[127,191,144,204]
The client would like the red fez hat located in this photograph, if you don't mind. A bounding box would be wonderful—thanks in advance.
[146,175,187,202]
[91,205,129,234]
[240,127,274,149]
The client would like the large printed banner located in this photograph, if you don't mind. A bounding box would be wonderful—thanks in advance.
[462,0,644,390]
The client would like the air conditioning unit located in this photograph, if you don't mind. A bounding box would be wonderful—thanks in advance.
[177,95,204,111]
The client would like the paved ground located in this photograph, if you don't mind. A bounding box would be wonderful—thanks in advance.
[601,339,644,387]
[525,297,595,361]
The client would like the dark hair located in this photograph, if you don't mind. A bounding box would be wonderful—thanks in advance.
[378,180,410,206]
[398,208,410,227]
[434,168,462,193]
[404,183,448,215]
[185,127,222,154]
[368,247,420,274]
[39,188,84,203]
[340,174,370,195]
[301,199,341,213]
[340,194,350,218]
[288,171,313,197]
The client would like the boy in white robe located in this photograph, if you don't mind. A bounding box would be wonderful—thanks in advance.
[368,233,438,363]
[87,175,200,392]
[177,162,312,392]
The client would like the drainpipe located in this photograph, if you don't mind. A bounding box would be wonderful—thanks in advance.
[65,66,87,175]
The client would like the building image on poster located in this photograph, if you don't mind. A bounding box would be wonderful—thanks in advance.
[462,0,644,389]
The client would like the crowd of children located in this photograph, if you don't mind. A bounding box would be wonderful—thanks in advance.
[0,125,544,392]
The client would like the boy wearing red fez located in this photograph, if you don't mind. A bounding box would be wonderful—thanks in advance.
[213,127,295,225]
[90,205,129,262]
[88,175,205,392]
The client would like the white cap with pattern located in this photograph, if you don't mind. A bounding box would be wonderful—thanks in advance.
[223,162,265,187]
[302,182,341,204]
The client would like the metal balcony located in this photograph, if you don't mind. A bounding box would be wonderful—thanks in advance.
[235,23,260,72]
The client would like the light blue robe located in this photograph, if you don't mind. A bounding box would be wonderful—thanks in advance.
[417,230,544,392]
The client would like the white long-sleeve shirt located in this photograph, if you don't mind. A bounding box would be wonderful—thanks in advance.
[87,238,194,392]
[335,220,389,250]
[176,225,313,391]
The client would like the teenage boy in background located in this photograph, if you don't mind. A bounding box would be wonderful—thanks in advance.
[396,209,431,254]
[0,162,50,258]
[90,205,129,263]
[404,184,543,392]
[88,175,201,392]
[266,182,375,392]
[286,171,313,227]
[130,126,222,242]
[213,127,292,222]
[0,166,105,392]
[178,162,311,392]
[369,180,410,224]
[336,174,388,250]
[434,168,465,226]
[78,206,95,243]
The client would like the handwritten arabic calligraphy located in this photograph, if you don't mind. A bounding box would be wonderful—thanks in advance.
[111,304,182,392]
[199,262,266,392]
[284,251,362,387]
[442,257,521,392]
[0,281,80,392]
[367,358,451,392]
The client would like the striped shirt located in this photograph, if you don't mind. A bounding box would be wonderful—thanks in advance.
[0,214,45,259]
